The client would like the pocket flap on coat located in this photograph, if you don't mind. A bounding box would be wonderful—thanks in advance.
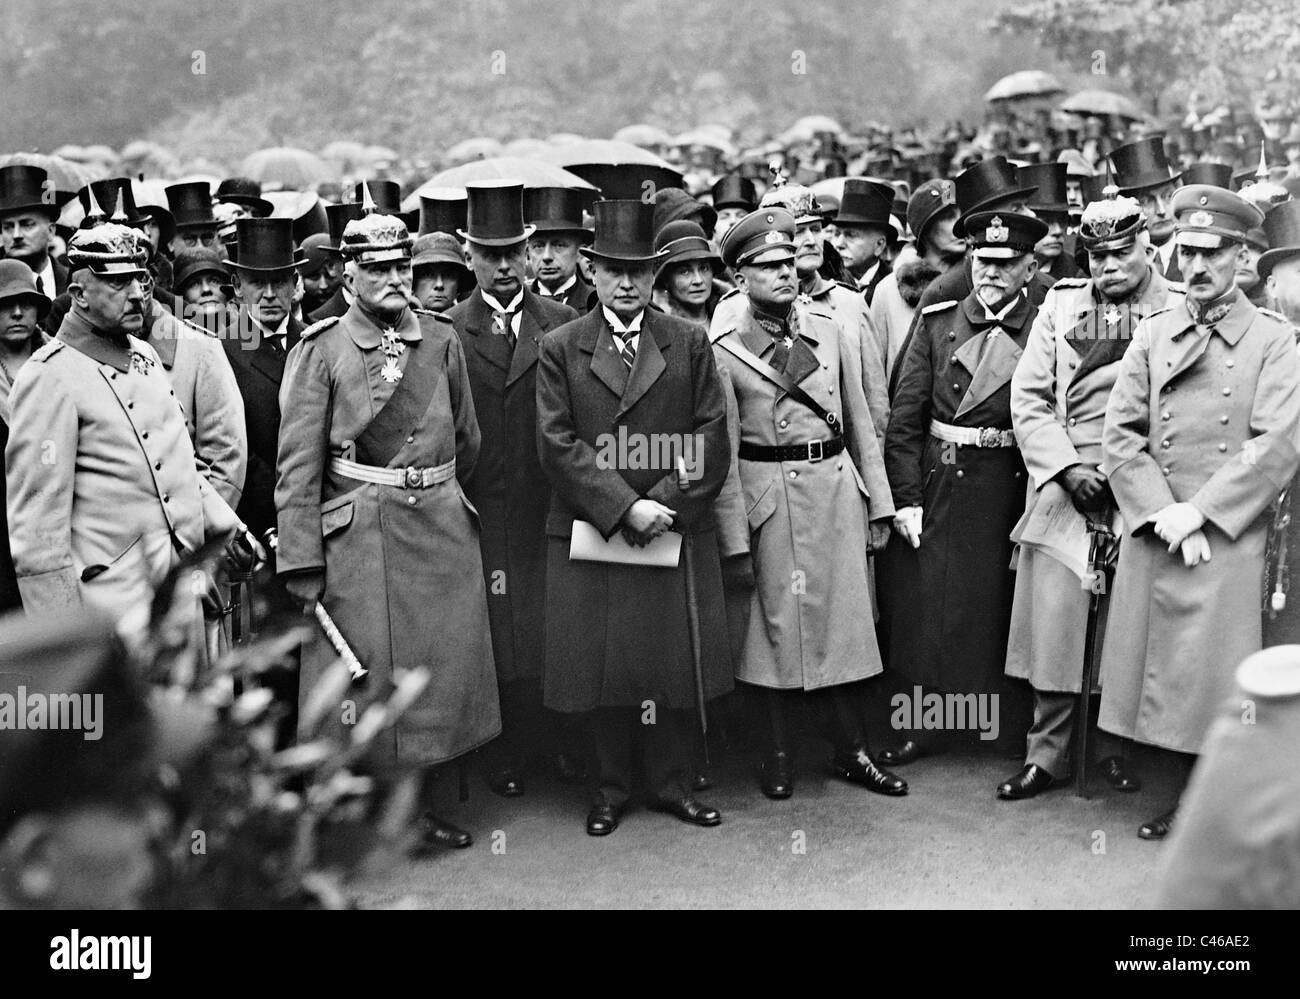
[320,498,354,537]
[746,480,778,532]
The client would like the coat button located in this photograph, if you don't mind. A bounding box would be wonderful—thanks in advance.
[836,461,843,470]
[955,469,964,478]
[1161,412,1171,421]
[142,431,149,439]
[822,363,829,370]
[154,461,161,470]
[1226,360,1235,368]
[127,401,134,409]
[1218,443,1228,452]
[948,331,956,340]
[779,419,788,429]
[788,470,797,479]
[1068,417,1077,427]
[1223,387,1232,396]
[952,383,960,392]
[406,435,415,444]
[1162,466,1171,476]
[162,493,169,503]
[1068,359,1078,369]
[1161,439,1170,449]
[1220,415,1229,424]
[407,495,417,505]
[109,372,116,380]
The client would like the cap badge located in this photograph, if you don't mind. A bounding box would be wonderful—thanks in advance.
[764,230,784,244]
[987,216,1008,243]
[1198,195,1209,205]
[765,214,774,223]
[1188,210,1215,228]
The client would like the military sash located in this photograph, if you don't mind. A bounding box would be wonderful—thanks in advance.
[1063,285,1151,383]
[353,337,442,468]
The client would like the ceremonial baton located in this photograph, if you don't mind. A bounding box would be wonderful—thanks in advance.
[677,456,709,764]
[1074,517,1115,798]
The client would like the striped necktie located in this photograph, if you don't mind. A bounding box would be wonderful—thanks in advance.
[492,309,516,348]
[615,333,636,369]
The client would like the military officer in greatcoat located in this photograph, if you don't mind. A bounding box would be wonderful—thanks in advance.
[536,199,731,836]
[881,211,1049,765]
[1100,185,1300,840]
[447,181,579,797]
[6,223,244,625]
[998,194,1184,800]
[275,210,501,851]
[710,208,905,801]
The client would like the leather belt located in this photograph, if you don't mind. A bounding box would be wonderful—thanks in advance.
[738,437,845,463]
[329,456,456,488]
[929,419,1016,448]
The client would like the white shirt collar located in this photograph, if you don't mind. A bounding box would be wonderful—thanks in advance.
[481,290,525,336]
[602,306,644,338]
[855,260,880,290]
[981,292,1022,323]
[251,313,290,342]
[537,274,577,297]
[34,256,56,300]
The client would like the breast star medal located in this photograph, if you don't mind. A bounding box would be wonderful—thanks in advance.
[379,328,406,384]
[1103,305,1122,327]
[129,350,156,376]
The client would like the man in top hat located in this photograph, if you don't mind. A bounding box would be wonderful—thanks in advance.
[0,259,52,611]
[1099,185,1300,839]
[419,188,469,240]
[298,233,345,318]
[536,198,731,835]
[709,207,903,801]
[710,173,758,244]
[165,181,222,259]
[214,177,274,221]
[276,209,500,851]
[307,203,365,322]
[0,165,66,299]
[998,193,1185,801]
[524,187,595,313]
[1112,136,1184,282]
[5,222,244,622]
[1021,162,1083,285]
[448,180,578,797]
[412,232,474,313]
[880,210,1049,766]
[871,178,964,380]
[832,178,896,306]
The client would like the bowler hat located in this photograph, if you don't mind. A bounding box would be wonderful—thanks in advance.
[907,179,958,246]
[418,188,468,237]
[326,202,365,251]
[226,218,305,274]
[1110,136,1181,195]
[653,219,723,284]
[1258,200,1300,282]
[458,181,535,246]
[0,258,51,320]
[1181,162,1234,189]
[166,181,218,230]
[1020,162,1072,215]
[171,247,229,293]
[214,177,273,218]
[711,173,758,212]
[835,178,895,229]
[580,200,664,263]
[952,156,1039,237]
[524,187,592,241]
[0,165,58,220]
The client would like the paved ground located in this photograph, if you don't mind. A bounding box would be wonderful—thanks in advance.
[353,736,1181,909]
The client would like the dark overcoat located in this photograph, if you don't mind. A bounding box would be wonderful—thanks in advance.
[448,289,577,685]
[881,290,1035,694]
[536,307,732,712]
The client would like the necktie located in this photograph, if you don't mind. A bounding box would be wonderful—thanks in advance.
[35,275,45,296]
[616,333,637,369]
[493,310,516,348]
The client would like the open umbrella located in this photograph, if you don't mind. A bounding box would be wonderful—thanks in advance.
[402,157,597,211]
[545,132,586,146]
[1059,90,1144,120]
[319,140,369,170]
[984,70,1064,103]
[613,124,673,149]
[672,129,736,158]
[240,147,335,191]
[0,152,104,192]
[785,115,844,144]
[443,137,504,165]
[533,139,683,200]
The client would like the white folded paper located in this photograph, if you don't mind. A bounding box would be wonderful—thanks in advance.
[569,520,682,568]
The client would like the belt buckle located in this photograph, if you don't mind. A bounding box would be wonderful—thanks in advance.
[808,440,824,463]
[977,428,1000,448]
[404,466,422,489]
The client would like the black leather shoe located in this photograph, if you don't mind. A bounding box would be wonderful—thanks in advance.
[832,749,908,795]
[413,812,473,852]
[760,751,794,799]
[487,769,525,798]
[877,739,925,767]
[553,752,589,786]
[648,794,722,827]
[693,770,713,792]
[586,801,621,836]
[996,763,1060,800]
[1099,756,1142,793]
[1138,808,1175,840]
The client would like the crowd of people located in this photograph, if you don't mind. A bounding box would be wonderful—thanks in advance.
[3,101,1300,902]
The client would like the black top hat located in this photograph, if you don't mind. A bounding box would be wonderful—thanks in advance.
[214,177,273,217]
[287,192,330,244]
[1181,162,1234,189]
[353,180,403,215]
[1019,162,1072,215]
[418,190,468,237]
[835,178,895,229]
[226,217,304,274]
[1258,200,1300,282]
[524,187,592,241]
[577,163,682,202]
[711,173,758,212]
[0,164,58,219]
[166,181,218,230]
[458,181,535,246]
[1110,136,1181,194]
[952,156,1039,236]
[77,178,150,227]
[326,202,365,250]
[579,200,664,263]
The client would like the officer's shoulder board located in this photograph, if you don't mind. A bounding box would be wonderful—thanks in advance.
[300,316,341,341]
[1256,306,1292,326]
[1051,277,1090,290]
[1165,280,1186,293]
[31,338,66,363]
[834,280,859,293]
[412,307,453,324]
[920,300,958,316]
[717,286,743,303]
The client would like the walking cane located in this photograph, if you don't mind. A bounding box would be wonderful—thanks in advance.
[677,456,709,766]
[1074,518,1115,798]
